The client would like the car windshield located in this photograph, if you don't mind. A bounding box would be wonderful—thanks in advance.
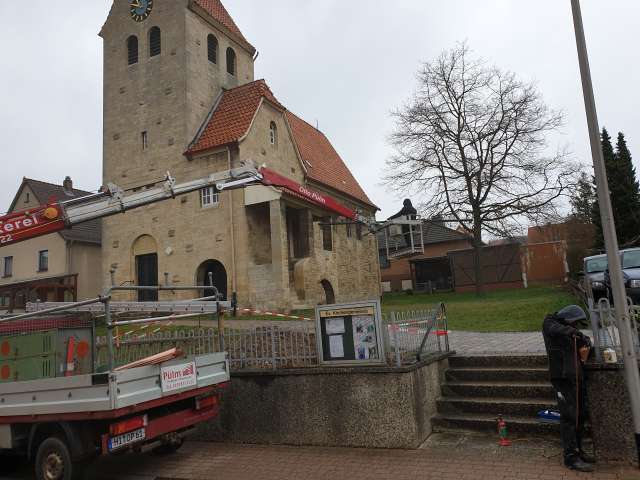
[623,251,640,269]
[586,257,608,273]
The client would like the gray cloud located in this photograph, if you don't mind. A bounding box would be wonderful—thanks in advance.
[1,1,638,222]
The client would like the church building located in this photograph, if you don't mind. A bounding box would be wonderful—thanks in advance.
[100,0,381,310]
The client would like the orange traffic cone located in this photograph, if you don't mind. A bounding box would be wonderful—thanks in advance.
[497,415,512,446]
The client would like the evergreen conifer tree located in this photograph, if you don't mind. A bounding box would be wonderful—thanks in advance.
[592,129,640,248]
[570,172,595,223]
[613,132,640,245]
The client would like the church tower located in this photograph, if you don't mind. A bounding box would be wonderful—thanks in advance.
[100,0,256,186]
[99,0,255,298]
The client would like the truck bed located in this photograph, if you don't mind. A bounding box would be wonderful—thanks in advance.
[0,353,228,420]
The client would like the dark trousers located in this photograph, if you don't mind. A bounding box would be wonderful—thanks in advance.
[552,379,587,462]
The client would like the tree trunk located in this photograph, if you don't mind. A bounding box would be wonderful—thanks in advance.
[473,217,484,296]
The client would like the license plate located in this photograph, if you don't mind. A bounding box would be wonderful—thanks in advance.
[108,428,146,452]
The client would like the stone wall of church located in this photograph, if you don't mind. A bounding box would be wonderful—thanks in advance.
[236,103,381,310]
[185,7,255,141]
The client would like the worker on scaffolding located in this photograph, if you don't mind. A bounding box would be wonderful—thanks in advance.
[542,305,595,472]
[388,199,418,247]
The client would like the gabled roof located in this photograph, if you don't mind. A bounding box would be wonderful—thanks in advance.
[188,80,284,154]
[9,178,101,245]
[186,80,376,209]
[193,0,254,53]
[377,220,471,250]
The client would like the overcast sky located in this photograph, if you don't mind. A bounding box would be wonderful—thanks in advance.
[1,1,639,223]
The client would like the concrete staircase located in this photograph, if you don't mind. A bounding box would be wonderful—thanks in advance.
[432,355,559,437]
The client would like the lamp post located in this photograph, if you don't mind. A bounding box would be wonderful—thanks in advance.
[571,0,640,466]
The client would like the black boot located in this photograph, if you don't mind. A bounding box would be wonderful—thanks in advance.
[579,450,596,464]
[565,456,595,473]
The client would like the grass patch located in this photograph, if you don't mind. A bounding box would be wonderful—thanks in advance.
[382,286,579,332]
[96,286,579,335]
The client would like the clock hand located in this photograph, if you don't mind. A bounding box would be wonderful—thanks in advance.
[131,1,142,8]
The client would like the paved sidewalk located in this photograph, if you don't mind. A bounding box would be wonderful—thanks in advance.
[448,329,595,355]
[66,441,640,480]
[448,330,547,354]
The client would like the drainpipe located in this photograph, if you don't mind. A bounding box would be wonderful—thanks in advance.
[227,147,238,294]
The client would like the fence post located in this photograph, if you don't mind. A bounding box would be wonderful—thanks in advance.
[217,302,225,353]
[391,311,401,367]
[442,303,449,352]
[588,297,602,363]
[436,307,442,353]
[271,325,277,372]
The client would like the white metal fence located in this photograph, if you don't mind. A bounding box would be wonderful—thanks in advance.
[96,305,449,371]
[383,303,449,367]
[588,298,640,362]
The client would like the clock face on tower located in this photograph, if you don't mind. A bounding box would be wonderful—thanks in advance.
[129,0,153,22]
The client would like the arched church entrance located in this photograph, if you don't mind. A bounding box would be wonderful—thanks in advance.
[132,235,158,302]
[196,260,228,300]
[321,279,335,305]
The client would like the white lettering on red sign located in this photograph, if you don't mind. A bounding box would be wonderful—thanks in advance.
[298,186,327,205]
[0,214,40,236]
[160,362,197,393]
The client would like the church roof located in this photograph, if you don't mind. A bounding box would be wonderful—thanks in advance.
[9,178,101,245]
[186,80,376,209]
[285,112,375,208]
[193,0,254,52]
[188,80,284,154]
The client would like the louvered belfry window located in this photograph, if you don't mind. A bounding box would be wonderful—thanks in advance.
[149,27,161,57]
[226,47,236,75]
[208,34,218,64]
[127,35,139,65]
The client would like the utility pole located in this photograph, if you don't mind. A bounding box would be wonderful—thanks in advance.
[571,0,640,466]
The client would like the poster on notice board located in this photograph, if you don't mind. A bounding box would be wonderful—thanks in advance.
[315,301,385,366]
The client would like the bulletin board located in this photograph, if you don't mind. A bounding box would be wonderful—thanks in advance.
[315,300,385,366]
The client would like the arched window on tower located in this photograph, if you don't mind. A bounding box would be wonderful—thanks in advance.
[226,47,236,76]
[127,35,139,65]
[149,27,161,57]
[207,34,218,64]
[269,121,278,146]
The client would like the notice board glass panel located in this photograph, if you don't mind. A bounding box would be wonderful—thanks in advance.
[315,301,385,366]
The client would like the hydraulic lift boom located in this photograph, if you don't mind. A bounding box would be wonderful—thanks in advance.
[0,163,361,248]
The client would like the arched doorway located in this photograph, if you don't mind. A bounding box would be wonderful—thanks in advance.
[132,235,158,302]
[321,279,335,305]
[196,260,227,300]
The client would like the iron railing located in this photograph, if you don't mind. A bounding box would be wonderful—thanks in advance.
[588,298,640,362]
[384,303,449,367]
[99,304,450,371]
[97,323,317,372]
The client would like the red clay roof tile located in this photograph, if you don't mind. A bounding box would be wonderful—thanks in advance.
[286,112,376,209]
[188,80,283,153]
[194,0,253,50]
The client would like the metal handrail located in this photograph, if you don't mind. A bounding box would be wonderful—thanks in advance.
[0,296,106,323]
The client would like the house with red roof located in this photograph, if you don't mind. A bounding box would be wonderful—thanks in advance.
[0,177,102,312]
[99,0,380,309]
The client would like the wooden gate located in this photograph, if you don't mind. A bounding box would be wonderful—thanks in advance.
[448,244,523,292]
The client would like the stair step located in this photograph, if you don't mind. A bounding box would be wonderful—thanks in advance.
[441,381,555,400]
[445,367,549,382]
[437,396,556,417]
[432,412,559,436]
[449,355,548,369]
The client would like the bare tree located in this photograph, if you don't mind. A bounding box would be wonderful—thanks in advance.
[387,44,576,294]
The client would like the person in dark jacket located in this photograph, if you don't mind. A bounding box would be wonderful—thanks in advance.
[542,305,595,472]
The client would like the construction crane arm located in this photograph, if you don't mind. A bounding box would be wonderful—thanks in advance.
[0,163,369,248]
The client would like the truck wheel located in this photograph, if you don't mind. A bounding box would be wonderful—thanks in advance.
[152,437,184,455]
[35,437,84,480]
